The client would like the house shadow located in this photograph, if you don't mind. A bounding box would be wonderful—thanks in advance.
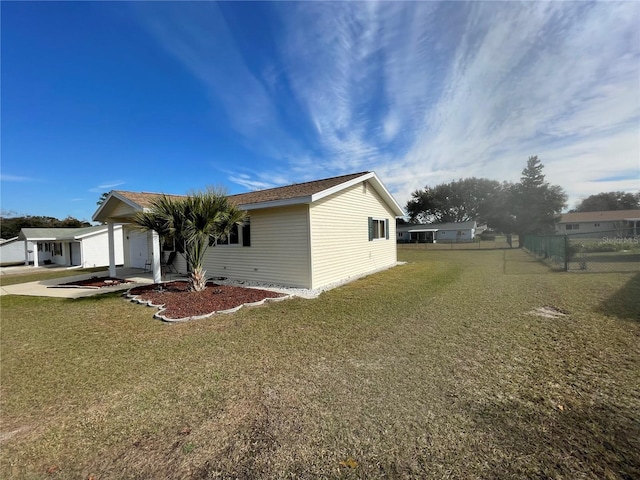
[597,272,640,321]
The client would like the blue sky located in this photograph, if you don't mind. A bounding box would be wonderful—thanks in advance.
[2,1,639,222]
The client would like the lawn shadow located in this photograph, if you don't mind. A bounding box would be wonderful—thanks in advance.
[503,249,561,275]
[462,397,640,479]
[596,272,640,321]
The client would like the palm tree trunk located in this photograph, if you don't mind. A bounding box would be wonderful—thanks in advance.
[190,266,207,292]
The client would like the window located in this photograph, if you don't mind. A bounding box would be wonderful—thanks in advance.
[594,223,600,227]
[162,236,175,252]
[215,219,251,247]
[566,224,580,230]
[368,217,389,240]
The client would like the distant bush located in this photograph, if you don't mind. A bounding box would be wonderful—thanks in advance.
[480,231,496,241]
[569,237,639,255]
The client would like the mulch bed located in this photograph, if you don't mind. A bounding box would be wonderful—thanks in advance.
[127,281,286,320]
[56,277,131,288]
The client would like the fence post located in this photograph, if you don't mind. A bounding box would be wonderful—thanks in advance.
[564,234,569,272]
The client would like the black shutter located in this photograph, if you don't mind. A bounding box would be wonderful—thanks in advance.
[242,223,251,247]
[368,217,373,241]
[385,219,389,239]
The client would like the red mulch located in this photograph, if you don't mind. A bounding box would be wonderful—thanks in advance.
[58,276,131,288]
[127,281,286,319]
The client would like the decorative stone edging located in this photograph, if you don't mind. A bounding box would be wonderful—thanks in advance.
[124,285,292,323]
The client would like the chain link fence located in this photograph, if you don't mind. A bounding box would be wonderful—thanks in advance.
[523,231,640,272]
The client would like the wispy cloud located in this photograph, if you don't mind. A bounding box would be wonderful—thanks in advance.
[89,181,125,193]
[136,2,639,206]
[0,174,39,182]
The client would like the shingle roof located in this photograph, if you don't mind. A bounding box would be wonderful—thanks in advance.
[559,210,640,223]
[113,172,371,209]
[113,191,185,209]
[229,172,369,206]
[19,226,108,241]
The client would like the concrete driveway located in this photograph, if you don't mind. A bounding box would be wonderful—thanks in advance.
[0,268,156,299]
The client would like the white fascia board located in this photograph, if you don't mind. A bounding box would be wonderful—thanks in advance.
[310,172,375,203]
[238,196,312,211]
[92,191,143,222]
[74,224,123,240]
[407,228,439,233]
[23,237,57,241]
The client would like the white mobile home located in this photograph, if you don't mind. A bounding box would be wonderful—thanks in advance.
[18,226,124,268]
[0,237,35,265]
[397,221,478,243]
[93,172,404,289]
[556,210,640,238]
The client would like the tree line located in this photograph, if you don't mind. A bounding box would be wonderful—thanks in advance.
[0,216,91,240]
[406,156,639,239]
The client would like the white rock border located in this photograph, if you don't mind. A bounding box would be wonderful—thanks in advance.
[124,282,291,323]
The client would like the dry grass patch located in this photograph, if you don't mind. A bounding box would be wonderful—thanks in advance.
[0,267,107,287]
[1,249,638,479]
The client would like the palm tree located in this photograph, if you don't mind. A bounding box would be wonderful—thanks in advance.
[132,188,247,292]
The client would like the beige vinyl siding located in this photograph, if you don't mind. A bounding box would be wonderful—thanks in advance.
[199,205,311,288]
[109,202,138,221]
[309,181,397,289]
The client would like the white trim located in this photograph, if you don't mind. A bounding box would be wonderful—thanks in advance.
[238,172,405,217]
[311,172,375,203]
[238,196,313,211]
[92,191,144,222]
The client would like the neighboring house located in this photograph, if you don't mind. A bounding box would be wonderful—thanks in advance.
[397,221,478,243]
[0,237,36,265]
[18,226,124,268]
[556,210,640,238]
[93,171,404,289]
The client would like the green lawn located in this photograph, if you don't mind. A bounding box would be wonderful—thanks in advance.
[1,249,638,479]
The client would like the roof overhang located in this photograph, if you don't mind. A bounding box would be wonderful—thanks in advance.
[92,191,145,223]
[237,172,405,216]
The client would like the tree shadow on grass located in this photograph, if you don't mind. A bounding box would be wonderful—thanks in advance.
[462,396,640,479]
[596,272,640,321]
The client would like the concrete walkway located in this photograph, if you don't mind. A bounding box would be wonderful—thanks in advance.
[0,268,158,299]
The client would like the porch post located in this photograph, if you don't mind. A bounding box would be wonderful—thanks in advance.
[107,222,117,277]
[151,230,161,283]
[24,240,29,266]
[33,242,39,267]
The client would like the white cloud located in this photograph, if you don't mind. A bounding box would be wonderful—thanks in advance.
[385,1,640,207]
[0,174,39,182]
[135,2,639,209]
[89,181,125,193]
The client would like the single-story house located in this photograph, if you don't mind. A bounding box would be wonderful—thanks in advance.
[92,171,404,289]
[397,221,478,243]
[18,226,124,268]
[556,210,640,238]
[0,237,36,265]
